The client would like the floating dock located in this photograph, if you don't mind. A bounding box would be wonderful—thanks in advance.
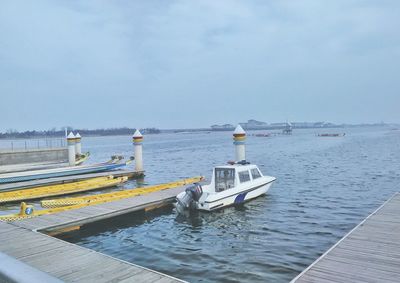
[10,184,187,232]
[292,192,400,283]
[0,177,201,221]
[0,183,190,282]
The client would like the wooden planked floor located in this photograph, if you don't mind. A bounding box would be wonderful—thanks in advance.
[11,185,185,232]
[292,192,400,283]
[0,221,184,282]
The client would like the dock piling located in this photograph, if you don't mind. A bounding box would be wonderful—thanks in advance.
[67,132,76,166]
[132,129,143,172]
[75,132,82,155]
[233,125,246,162]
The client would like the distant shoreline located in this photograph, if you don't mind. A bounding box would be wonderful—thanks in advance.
[0,123,393,139]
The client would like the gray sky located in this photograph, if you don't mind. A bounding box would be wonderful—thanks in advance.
[1,0,399,131]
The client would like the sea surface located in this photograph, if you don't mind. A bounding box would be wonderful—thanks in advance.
[5,127,400,282]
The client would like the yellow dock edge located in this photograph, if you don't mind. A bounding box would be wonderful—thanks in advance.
[0,176,128,204]
[47,225,81,236]
[41,176,203,208]
[0,176,204,222]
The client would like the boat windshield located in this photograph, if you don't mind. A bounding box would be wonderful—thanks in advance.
[215,168,235,192]
[251,168,262,179]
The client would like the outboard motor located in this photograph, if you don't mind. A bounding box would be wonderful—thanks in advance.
[175,183,203,214]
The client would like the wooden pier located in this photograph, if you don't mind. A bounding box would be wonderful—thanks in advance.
[292,192,400,283]
[0,185,187,282]
[0,221,183,282]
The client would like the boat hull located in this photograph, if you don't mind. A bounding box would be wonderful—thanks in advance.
[0,163,128,184]
[197,180,275,211]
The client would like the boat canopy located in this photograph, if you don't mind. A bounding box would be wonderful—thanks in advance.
[212,164,264,193]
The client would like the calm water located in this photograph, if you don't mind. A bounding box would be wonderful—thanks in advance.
[50,128,399,282]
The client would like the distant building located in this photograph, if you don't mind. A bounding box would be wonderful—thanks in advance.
[291,122,315,128]
[140,128,160,134]
[210,120,343,131]
[239,119,269,130]
[269,122,287,129]
[314,122,326,128]
[211,124,235,131]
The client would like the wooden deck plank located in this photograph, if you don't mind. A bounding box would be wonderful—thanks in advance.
[303,267,397,283]
[65,263,156,282]
[56,259,132,280]
[324,254,400,275]
[317,254,400,274]
[292,192,400,283]
[333,245,400,260]
[1,240,65,258]
[53,255,125,278]
[0,221,183,282]
[0,223,21,234]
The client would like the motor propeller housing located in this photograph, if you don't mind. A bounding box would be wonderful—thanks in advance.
[175,183,203,213]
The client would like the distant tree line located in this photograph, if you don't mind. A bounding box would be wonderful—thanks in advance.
[0,127,160,139]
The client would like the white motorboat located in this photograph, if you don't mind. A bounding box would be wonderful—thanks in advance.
[176,160,276,212]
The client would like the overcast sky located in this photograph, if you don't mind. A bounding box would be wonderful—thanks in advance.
[1,1,399,131]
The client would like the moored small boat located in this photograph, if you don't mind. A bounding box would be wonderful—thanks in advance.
[317,133,345,137]
[0,159,131,184]
[253,133,271,137]
[75,152,90,165]
[175,160,276,212]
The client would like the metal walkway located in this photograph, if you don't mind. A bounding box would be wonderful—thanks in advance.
[292,192,400,283]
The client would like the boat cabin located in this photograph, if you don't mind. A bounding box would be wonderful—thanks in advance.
[209,164,264,193]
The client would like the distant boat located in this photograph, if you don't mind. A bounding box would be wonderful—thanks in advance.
[75,152,90,165]
[317,133,345,137]
[282,122,293,135]
[253,133,271,137]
